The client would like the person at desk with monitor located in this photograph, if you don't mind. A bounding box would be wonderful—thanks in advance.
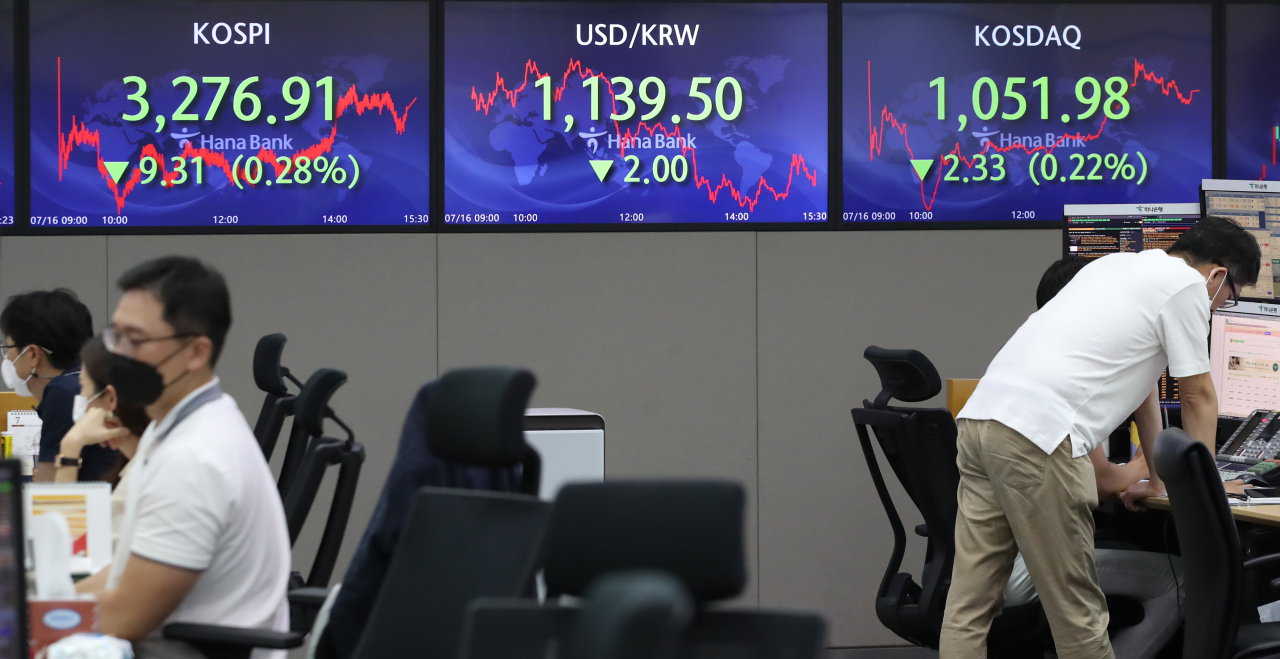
[941,217,1257,659]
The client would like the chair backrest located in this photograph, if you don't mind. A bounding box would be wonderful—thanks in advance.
[281,368,364,591]
[461,603,825,659]
[277,368,346,498]
[253,333,304,460]
[542,481,746,603]
[850,346,957,648]
[348,488,550,659]
[428,367,541,495]
[1153,427,1241,659]
[565,571,692,659]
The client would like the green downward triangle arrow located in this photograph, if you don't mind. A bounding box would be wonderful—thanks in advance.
[910,159,934,182]
[589,160,614,182]
[104,161,129,184]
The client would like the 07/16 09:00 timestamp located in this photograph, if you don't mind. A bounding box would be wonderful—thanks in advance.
[843,211,1037,221]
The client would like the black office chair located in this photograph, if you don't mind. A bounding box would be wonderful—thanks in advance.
[281,369,365,632]
[427,367,541,495]
[1155,427,1280,658]
[565,570,693,659]
[252,333,305,460]
[323,366,543,659]
[164,368,547,659]
[852,346,1049,654]
[459,481,827,659]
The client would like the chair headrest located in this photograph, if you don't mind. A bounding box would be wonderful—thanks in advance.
[1153,426,1209,491]
[427,367,537,467]
[567,570,692,659]
[296,368,348,437]
[863,346,942,407]
[543,481,746,603]
[253,333,290,396]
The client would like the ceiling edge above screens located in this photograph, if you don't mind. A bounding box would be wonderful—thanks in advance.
[0,0,1257,234]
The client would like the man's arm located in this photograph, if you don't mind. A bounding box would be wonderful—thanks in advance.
[1091,445,1148,499]
[1178,372,1219,453]
[88,555,201,641]
[1123,375,1216,510]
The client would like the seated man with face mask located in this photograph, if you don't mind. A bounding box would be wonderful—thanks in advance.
[74,257,290,656]
[0,289,119,482]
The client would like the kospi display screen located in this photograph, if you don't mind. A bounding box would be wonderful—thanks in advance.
[0,0,14,229]
[443,2,828,226]
[1225,5,1280,181]
[29,0,429,230]
[843,4,1212,226]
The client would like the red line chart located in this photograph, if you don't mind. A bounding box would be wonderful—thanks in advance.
[55,57,417,212]
[1259,126,1277,180]
[469,58,818,213]
[865,59,1199,212]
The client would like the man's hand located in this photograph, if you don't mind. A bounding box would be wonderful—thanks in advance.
[1121,480,1166,512]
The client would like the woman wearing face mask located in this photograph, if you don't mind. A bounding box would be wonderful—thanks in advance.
[54,337,152,549]
[0,289,118,482]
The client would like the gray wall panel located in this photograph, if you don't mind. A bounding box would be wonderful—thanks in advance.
[104,234,437,580]
[437,232,761,602]
[755,230,1059,645]
[0,236,108,325]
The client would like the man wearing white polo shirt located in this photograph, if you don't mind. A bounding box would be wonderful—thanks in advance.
[939,217,1260,659]
[75,256,290,656]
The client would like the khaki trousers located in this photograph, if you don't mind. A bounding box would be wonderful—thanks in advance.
[939,419,1114,659]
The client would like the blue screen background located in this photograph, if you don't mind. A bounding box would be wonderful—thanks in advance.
[843,3,1212,225]
[444,2,828,225]
[29,0,429,228]
[1225,4,1280,182]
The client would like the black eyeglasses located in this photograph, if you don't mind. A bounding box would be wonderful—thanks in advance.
[102,327,195,358]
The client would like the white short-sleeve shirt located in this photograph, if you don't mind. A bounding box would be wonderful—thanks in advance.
[959,250,1212,457]
[109,378,291,653]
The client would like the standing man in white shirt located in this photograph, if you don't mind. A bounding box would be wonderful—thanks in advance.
[75,256,291,652]
[939,217,1260,659]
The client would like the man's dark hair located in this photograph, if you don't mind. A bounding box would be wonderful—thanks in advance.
[1036,256,1090,310]
[118,256,232,365]
[0,289,93,370]
[1168,216,1262,287]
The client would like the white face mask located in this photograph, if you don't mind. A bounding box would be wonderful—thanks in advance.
[71,389,105,423]
[1,346,34,398]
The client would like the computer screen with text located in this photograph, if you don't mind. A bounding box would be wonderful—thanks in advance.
[1210,306,1280,418]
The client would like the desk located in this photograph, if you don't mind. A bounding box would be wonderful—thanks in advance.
[1144,496,1280,528]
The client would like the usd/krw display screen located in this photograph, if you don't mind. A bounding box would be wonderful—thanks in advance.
[29,0,429,229]
[1225,5,1280,181]
[444,2,828,226]
[0,0,13,229]
[843,4,1212,225]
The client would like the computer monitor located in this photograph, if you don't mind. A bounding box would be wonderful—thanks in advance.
[1209,302,1280,419]
[1201,180,1279,299]
[1063,203,1201,260]
[0,461,26,659]
[1063,203,1201,406]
